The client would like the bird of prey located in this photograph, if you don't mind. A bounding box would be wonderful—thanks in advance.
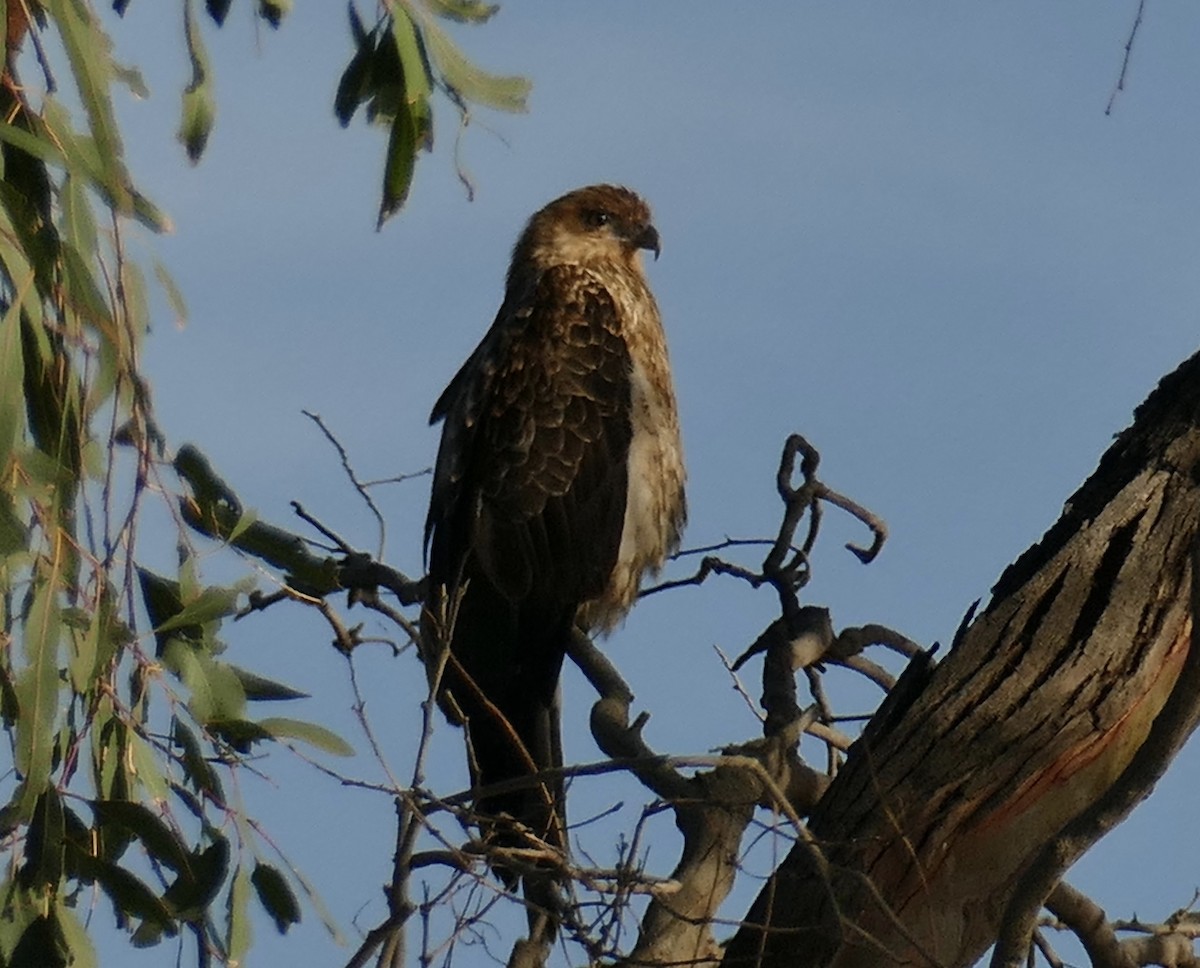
[422,184,686,868]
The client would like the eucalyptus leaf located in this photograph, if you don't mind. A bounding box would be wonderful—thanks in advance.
[419,14,529,112]
[162,838,230,920]
[258,0,290,27]
[171,718,224,800]
[154,585,238,635]
[422,0,499,24]
[205,0,233,26]
[251,862,301,934]
[390,5,433,105]
[257,717,354,757]
[226,864,253,960]
[230,665,309,701]
[378,102,418,227]
[14,578,62,818]
[53,900,98,968]
[91,799,191,873]
[74,853,176,934]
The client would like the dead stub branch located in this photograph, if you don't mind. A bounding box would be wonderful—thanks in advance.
[724,350,1200,968]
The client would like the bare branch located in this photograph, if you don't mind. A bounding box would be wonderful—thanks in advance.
[1106,0,1148,116]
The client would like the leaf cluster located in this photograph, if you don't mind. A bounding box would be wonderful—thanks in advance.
[0,3,408,965]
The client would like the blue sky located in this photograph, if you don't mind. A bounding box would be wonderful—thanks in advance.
[78,2,1200,964]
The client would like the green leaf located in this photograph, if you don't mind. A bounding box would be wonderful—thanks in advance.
[155,585,238,635]
[0,493,25,556]
[0,883,38,960]
[422,0,499,23]
[180,0,216,162]
[230,665,308,701]
[163,640,247,725]
[418,14,529,112]
[0,120,66,168]
[178,84,215,164]
[251,862,301,934]
[14,578,62,818]
[90,698,131,806]
[257,717,354,757]
[53,900,98,968]
[112,60,150,99]
[153,261,189,328]
[128,732,171,804]
[0,294,28,478]
[226,864,253,960]
[390,5,433,105]
[46,0,128,204]
[91,799,192,873]
[377,102,419,227]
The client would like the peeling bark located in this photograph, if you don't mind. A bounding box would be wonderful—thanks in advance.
[724,351,1200,967]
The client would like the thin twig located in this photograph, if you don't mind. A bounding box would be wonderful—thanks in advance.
[302,409,388,560]
[1106,0,1148,116]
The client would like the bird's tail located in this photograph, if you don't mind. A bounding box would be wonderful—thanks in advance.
[462,641,567,944]
[467,682,566,856]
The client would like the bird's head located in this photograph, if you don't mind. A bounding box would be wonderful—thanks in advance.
[512,184,661,278]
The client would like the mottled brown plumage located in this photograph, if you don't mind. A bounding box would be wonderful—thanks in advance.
[422,185,685,894]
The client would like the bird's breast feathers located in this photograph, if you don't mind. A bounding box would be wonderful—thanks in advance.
[579,273,686,631]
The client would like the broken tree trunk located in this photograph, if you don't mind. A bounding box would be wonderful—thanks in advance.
[723,350,1200,968]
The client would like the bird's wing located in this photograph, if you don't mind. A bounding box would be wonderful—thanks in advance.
[427,264,633,615]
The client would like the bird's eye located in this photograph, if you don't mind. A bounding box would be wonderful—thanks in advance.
[584,210,611,229]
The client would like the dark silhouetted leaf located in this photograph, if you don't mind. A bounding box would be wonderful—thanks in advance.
[231,665,308,701]
[258,0,289,27]
[252,862,301,934]
[208,718,271,752]
[53,899,98,968]
[75,852,176,934]
[205,0,233,25]
[172,718,223,800]
[163,838,230,920]
[137,567,189,640]
[0,492,25,556]
[19,787,65,890]
[91,799,192,873]
[10,914,67,968]
[334,31,375,127]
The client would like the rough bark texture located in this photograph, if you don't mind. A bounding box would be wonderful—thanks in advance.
[724,350,1200,968]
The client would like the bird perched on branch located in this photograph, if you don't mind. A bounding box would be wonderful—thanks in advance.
[422,184,686,901]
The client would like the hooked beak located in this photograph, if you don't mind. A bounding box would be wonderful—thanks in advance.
[633,223,661,261]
